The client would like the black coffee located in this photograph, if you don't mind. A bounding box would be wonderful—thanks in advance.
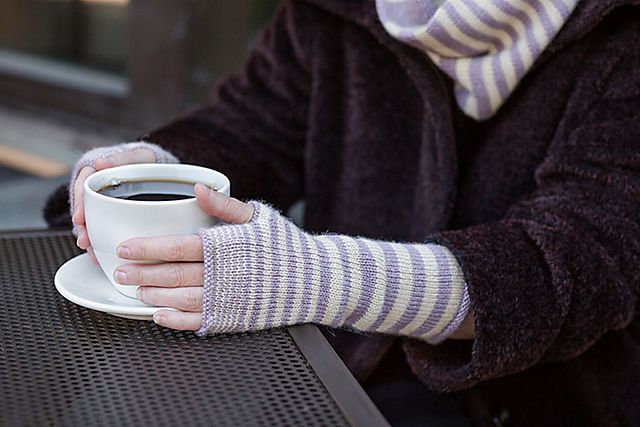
[97,179,211,201]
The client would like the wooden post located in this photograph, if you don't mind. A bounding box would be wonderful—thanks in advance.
[126,0,191,129]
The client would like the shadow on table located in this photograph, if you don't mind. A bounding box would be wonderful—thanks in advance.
[363,341,472,427]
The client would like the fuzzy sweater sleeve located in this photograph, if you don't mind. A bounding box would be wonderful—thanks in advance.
[43,1,311,226]
[402,31,640,391]
[142,1,311,212]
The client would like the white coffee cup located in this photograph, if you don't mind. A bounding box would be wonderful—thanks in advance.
[84,163,230,298]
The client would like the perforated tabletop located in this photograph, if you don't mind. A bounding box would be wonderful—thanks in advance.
[0,230,389,427]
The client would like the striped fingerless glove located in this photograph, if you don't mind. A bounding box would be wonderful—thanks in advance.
[198,202,470,344]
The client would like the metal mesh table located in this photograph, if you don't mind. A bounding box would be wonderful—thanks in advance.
[0,230,389,426]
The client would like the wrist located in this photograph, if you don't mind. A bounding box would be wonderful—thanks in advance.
[196,202,470,345]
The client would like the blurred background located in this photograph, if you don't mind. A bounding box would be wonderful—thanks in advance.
[0,0,278,229]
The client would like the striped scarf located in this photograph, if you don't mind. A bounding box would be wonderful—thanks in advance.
[376,0,580,120]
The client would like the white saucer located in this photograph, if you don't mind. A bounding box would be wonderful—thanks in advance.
[54,253,168,320]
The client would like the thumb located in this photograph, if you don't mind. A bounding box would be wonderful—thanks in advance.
[194,183,254,224]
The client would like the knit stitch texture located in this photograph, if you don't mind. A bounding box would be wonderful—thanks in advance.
[44,1,640,423]
[376,0,579,119]
[197,202,470,343]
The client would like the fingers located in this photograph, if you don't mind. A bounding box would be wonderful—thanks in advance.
[138,287,203,312]
[118,235,203,261]
[86,246,99,266]
[94,148,156,171]
[77,225,98,265]
[76,224,90,250]
[114,263,204,287]
[74,148,155,248]
[72,166,95,226]
[153,310,202,331]
[194,183,254,224]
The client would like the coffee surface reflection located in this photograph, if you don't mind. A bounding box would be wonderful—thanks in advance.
[97,179,211,201]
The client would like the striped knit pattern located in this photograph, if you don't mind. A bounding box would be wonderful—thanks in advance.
[68,142,179,221]
[376,0,579,120]
[197,202,470,344]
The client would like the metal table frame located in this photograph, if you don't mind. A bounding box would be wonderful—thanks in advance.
[288,324,390,426]
[0,229,389,426]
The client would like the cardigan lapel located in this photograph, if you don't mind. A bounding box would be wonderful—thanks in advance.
[304,0,459,236]
[300,0,639,237]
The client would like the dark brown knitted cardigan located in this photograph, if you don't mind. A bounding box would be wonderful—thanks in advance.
[45,0,640,424]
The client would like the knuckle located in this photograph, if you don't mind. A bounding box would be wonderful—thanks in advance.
[124,152,139,164]
[221,196,234,213]
[242,204,254,223]
[167,240,185,260]
[139,287,152,303]
[183,289,200,310]
[110,152,123,165]
[138,242,147,259]
[168,265,185,286]
[133,148,154,163]
[78,167,90,179]
[74,175,86,194]
[135,268,145,285]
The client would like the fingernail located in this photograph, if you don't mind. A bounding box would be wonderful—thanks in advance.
[117,246,131,258]
[153,312,165,326]
[136,287,145,301]
[196,182,212,195]
[114,270,127,284]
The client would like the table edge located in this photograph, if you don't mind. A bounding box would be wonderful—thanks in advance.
[1,230,390,426]
[0,227,69,237]
[288,325,390,427]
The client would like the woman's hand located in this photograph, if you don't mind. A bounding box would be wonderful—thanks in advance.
[74,148,156,264]
[113,184,255,331]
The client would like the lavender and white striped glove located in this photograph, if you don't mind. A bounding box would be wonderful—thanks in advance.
[198,202,470,344]
[68,142,179,217]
